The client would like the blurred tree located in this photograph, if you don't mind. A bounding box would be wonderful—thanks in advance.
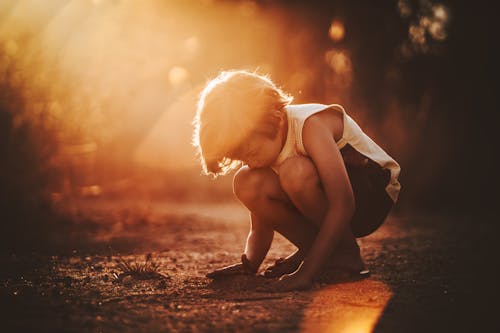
[0,46,64,251]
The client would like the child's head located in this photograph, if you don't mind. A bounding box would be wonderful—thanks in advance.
[193,70,292,176]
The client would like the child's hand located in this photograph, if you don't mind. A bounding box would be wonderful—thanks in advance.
[206,254,259,279]
[262,256,302,278]
[206,263,250,279]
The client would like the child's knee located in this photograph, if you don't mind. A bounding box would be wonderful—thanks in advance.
[233,166,276,205]
[279,156,320,196]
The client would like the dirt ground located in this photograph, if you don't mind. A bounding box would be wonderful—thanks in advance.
[0,198,497,333]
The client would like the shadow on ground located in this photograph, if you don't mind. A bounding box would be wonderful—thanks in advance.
[0,200,496,332]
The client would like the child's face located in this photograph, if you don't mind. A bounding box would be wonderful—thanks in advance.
[238,133,284,169]
[231,109,287,169]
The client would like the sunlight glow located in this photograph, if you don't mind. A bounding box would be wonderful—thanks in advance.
[428,21,446,41]
[325,49,351,74]
[3,0,404,203]
[80,185,102,197]
[168,66,189,86]
[419,16,431,28]
[183,36,200,59]
[239,0,258,17]
[433,4,448,22]
[328,20,345,42]
[409,24,426,45]
[323,48,353,103]
[0,0,289,181]
[397,1,449,56]
[4,39,18,56]
[397,0,412,18]
[301,280,392,333]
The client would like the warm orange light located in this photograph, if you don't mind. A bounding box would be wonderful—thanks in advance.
[433,4,448,22]
[80,185,102,197]
[419,17,431,28]
[328,20,345,42]
[4,39,18,57]
[397,0,412,18]
[325,49,351,74]
[409,24,426,45]
[239,0,258,17]
[183,36,200,59]
[168,66,189,86]
[1,0,346,203]
[301,280,392,333]
[428,21,446,41]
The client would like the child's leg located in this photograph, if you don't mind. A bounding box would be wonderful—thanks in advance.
[233,166,318,269]
[278,157,364,270]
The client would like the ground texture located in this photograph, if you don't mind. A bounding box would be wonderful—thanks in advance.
[0,200,496,332]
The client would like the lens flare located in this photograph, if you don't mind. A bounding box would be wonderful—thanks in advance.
[397,0,412,18]
[168,66,189,86]
[328,20,345,42]
[325,49,351,74]
[428,21,446,41]
[409,24,426,45]
[433,4,448,22]
[183,36,200,60]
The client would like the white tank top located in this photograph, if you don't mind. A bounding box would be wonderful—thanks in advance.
[272,104,401,203]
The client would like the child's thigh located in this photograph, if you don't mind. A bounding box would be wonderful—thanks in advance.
[347,162,393,237]
[278,156,321,194]
[233,166,289,203]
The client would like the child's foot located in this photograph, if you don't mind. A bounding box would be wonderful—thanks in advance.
[321,259,370,282]
[326,250,365,272]
[322,244,369,281]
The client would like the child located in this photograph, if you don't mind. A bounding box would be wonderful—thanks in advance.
[192,70,401,291]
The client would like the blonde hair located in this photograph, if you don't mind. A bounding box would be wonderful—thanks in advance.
[193,70,293,176]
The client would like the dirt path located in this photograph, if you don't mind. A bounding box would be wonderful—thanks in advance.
[0,200,496,332]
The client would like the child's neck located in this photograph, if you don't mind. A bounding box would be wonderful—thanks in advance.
[279,111,289,149]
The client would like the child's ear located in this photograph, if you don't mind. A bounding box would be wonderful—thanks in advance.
[273,109,284,119]
[274,109,286,129]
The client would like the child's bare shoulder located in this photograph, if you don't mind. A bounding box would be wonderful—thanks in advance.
[303,107,344,143]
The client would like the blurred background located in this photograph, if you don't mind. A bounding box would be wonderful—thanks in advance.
[0,0,496,249]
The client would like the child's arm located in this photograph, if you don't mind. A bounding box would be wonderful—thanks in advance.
[206,214,273,279]
[275,113,356,290]
[244,213,274,268]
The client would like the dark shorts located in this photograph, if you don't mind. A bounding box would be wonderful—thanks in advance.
[344,152,394,238]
